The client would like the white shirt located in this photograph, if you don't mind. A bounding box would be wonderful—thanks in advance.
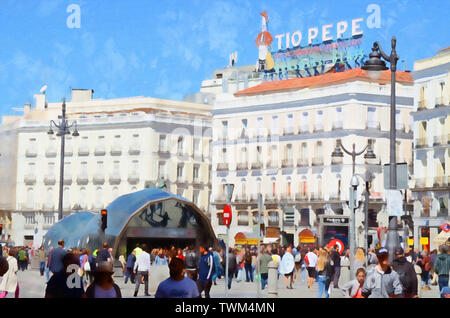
[133,251,151,272]
[306,252,318,267]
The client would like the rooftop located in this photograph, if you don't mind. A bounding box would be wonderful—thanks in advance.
[234,68,413,97]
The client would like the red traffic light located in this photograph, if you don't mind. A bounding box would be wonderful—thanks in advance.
[223,204,232,226]
[101,209,107,216]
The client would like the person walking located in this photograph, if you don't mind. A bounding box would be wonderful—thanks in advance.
[279,246,295,289]
[212,248,223,285]
[417,250,432,290]
[391,247,418,298]
[354,247,366,271]
[244,248,253,283]
[361,248,403,298]
[433,244,450,295]
[185,245,199,281]
[49,240,66,274]
[97,242,112,264]
[331,245,342,289]
[155,257,199,298]
[227,248,238,290]
[305,248,318,288]
[259,247,272,290]
[45,246,53,282]
[38,246,46,277]
[124,250,136,284]
[341,268,366,298]
[197,245,214,298]
[155,249,168,266]
[316,248,333,298]
[80,249,91,288]
[0,248,19,298]
[84,262,122,298]
[133,244,151,297]
[17,247,28,272]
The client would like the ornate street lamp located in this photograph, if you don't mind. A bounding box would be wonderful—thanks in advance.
[362,36,399,190]
[332,139,376,277]
[48,98,80,221]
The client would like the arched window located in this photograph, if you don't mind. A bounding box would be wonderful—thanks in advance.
[26,188,34,210]
[45,188,54,210]
[80,188,87,209]
[95,187,103,209]
[63,187,71,210]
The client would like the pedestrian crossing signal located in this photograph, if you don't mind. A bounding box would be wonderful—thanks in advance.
[101,209,107,231]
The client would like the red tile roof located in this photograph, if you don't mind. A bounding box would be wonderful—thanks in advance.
[234,68,413,97]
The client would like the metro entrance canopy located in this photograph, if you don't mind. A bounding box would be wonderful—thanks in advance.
[43,188,217,257]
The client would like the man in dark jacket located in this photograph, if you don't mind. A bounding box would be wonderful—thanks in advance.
[331,244,341,289]
[227,248,238,290]
[433,245,450,294]
[197,245,214,298]
[392,247,418,298]
[124,250,136,284]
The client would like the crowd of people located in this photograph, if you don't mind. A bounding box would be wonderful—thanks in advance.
[0,238,449,298]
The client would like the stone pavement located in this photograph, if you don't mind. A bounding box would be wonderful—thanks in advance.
[1,268,441,298]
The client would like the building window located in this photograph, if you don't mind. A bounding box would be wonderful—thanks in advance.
[268,212,279,226]
[44,215,55,225]
[286,114,294,134]
[238,212,249,226]
[193,165,200,180]
[159,135,167,152]
[158,162,166,179]
[257,117,264,137]
[217,213,225,226]
[177,164,184,179]
[300,112,309,133]
[193,138,200,155]
[271,116,279,135]
[367,107,378,129]
[300,209,310,226]
[26,188,35,210]
[177,137,184,154]
[25,214,35,225]
[222,121,228,139]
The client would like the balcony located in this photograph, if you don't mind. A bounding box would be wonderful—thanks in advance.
[332,121,343,130]
[109,172,121,185]
[297,158,309,167]
[283,128,294,136]
[217,163,229,171]
[433,176,449,187]
[110,145,122,156]
[310,193,324,201]
[295,193,308,201]
[395,124,406,133]
[265,195,278,204]
[282,159,294,168]
[415,138,428,148]
[249,194,260,203]
[63,174,72,185]
[64,147,73,157]
[24,174,36,185]
[193,177,203,185]
[236,162,248,171]
[417,100,427,110]
[234,195,248,203]
[128,144,140,155]
[45,147,57,158]
[128,172,140,184]
[266,160,278,169]
[94,146,106,156]
[331,157,343,165]
[78,146,89,156]
[158,147,170,156]
[176,176,186,184]
[311,157,324,166]
[299,125,309,134]
[44,175,56,185]
[25,149,37,158]
[251,161,263,170]
[435,97,448,107]
[433,135,449,146]
[280,193,293,201]
[366,122,381,130]
[93,174,105,185]
[76,175,89,185]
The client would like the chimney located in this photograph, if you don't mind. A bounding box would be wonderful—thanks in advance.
[34,94,46,110]
[71,89,94,102]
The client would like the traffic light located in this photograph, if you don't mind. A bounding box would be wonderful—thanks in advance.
[0,224,2,236]
[101,209,107,231]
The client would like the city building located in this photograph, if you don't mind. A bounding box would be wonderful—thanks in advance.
[0,89,212,246]
[204,66,415,247]
[411,47,450,251]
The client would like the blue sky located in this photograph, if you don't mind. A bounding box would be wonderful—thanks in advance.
[0,0,448,117]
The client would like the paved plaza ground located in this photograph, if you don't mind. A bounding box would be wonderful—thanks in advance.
[2,267,441,299]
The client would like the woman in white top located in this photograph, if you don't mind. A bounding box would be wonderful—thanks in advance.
[279,246,295,289]
[0,248,19,298]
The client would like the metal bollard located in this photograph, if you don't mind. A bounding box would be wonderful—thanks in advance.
[267,261,278,298]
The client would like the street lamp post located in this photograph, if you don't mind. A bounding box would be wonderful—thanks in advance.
[48,98,79,221]
[332,140,376,277]
[362,36,399,190]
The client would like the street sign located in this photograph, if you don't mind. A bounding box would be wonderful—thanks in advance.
[223,204,232,226]
[328,239,344,254]
[441,223,450,233]
[383,163,408,190]
[386,190,403,217]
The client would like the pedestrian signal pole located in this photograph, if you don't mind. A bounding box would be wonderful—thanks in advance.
[224,184,234,298]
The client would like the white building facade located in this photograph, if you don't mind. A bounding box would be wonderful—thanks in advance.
[2,89,212,247]
[411,47,450,251]
[204,67,415,247]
